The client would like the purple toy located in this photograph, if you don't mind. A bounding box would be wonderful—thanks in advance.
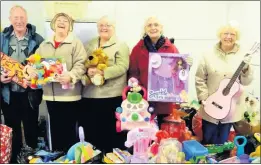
[148,53,189,103]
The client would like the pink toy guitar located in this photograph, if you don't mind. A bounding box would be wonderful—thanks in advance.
[203,42,260,119]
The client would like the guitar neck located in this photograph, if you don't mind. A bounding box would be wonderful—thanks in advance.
[226,60,247,90]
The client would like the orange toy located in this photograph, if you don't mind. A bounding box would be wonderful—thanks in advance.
[161,105,195,142]
[0,52,27,88]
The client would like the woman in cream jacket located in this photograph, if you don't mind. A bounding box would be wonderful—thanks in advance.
[80,16,129,153]
[27,13,87,151]
[195,21,254,144]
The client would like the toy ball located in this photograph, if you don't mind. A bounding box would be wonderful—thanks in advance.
[116,107,123,113]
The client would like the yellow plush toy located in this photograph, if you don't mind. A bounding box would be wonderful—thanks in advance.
[85,48,108,86]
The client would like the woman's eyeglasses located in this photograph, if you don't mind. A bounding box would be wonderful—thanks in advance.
[146,23,160,28]
[223,32,236,37]
[98,24,112,28]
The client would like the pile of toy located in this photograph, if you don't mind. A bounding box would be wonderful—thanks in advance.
[25,127,102,164]
[101,78,261,164]
[15,77,261,164]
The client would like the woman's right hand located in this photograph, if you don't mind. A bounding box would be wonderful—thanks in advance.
[87,67,96,78]
[23,65,38,79]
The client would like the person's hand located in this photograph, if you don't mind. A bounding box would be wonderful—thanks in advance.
[24,79,31,86]
[1,70,12,84]
[87,67,96,78]
[24,65,38,79]
[87,68,104,78]
[242,55,252,74]
[57,73,72,85]
[244,55,252,65]
[185,56,193,66]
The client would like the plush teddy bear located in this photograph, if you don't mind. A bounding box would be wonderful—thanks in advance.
[85,48,109,86]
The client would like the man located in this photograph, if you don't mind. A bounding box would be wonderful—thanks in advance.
[0,5,44,163]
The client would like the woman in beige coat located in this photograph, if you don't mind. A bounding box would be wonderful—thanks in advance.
[80,16,129,153]
[195,21,254,144]
[26,13,87,151]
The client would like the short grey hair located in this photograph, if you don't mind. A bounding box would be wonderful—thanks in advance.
[9,5,27,17]
[97,15,116,27]
[141,16,163,38]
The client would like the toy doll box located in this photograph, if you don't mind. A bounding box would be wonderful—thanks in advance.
[148,53,189,103]
[0,52,27,88]
[40,56,66,82]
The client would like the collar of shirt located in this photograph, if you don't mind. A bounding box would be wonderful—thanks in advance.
[11,28,29,41]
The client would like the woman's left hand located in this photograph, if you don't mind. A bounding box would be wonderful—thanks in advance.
[57,73,72,85]
[241,55,252,74]
[185,56,193,66]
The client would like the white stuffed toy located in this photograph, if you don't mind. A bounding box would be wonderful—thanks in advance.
[244,93,260,127]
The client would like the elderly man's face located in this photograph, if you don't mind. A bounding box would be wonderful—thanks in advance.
[220,28,237,48]
[54,16,70,34]
[145,18,163,40]
[97,18,115,40]
[9,8,28,33]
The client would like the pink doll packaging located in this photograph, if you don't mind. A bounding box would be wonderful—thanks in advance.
[148,53,189,103]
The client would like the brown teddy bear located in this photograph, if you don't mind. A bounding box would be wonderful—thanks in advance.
[85,48,108,86]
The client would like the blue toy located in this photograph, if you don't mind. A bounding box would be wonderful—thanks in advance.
[234,136,247,157]
[182,140,208,161]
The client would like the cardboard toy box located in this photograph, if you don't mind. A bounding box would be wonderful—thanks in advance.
[0,52,27,88]
[148,53,189,103]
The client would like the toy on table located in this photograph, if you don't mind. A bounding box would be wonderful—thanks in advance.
[182,140,208,162]
[115,78,156,132]
[0,52,27,88]
[250,133,260,158]
[84,48,108,86]
[125,127,158,163]
[156,138,185,163]
[239,154,250,163]
[251,157,260,163]
[160,106,195,142]
[65,127,101,163]
[148,53,190,103]
[218,156,240,163]
[204,142,235,154]
[28,150,63,163]
[254,133,260,142]
[234,136,247,157]
[103,148,131,163]
[150,130,170,156]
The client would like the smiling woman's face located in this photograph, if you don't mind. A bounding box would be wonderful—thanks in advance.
[54,16,70,34]
[144,17,163,40]
[97,17,115,41]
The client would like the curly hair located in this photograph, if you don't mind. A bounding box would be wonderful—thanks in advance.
[50,13,74,32]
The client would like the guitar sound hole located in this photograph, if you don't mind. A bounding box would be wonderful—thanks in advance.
[212,102,223,109]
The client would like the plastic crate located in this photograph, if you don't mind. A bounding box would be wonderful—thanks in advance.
[182,140,208,160]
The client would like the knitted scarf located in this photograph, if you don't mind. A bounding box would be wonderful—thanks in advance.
[143,35,165,52]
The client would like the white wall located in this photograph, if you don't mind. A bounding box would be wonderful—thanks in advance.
[1,1,260,116]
